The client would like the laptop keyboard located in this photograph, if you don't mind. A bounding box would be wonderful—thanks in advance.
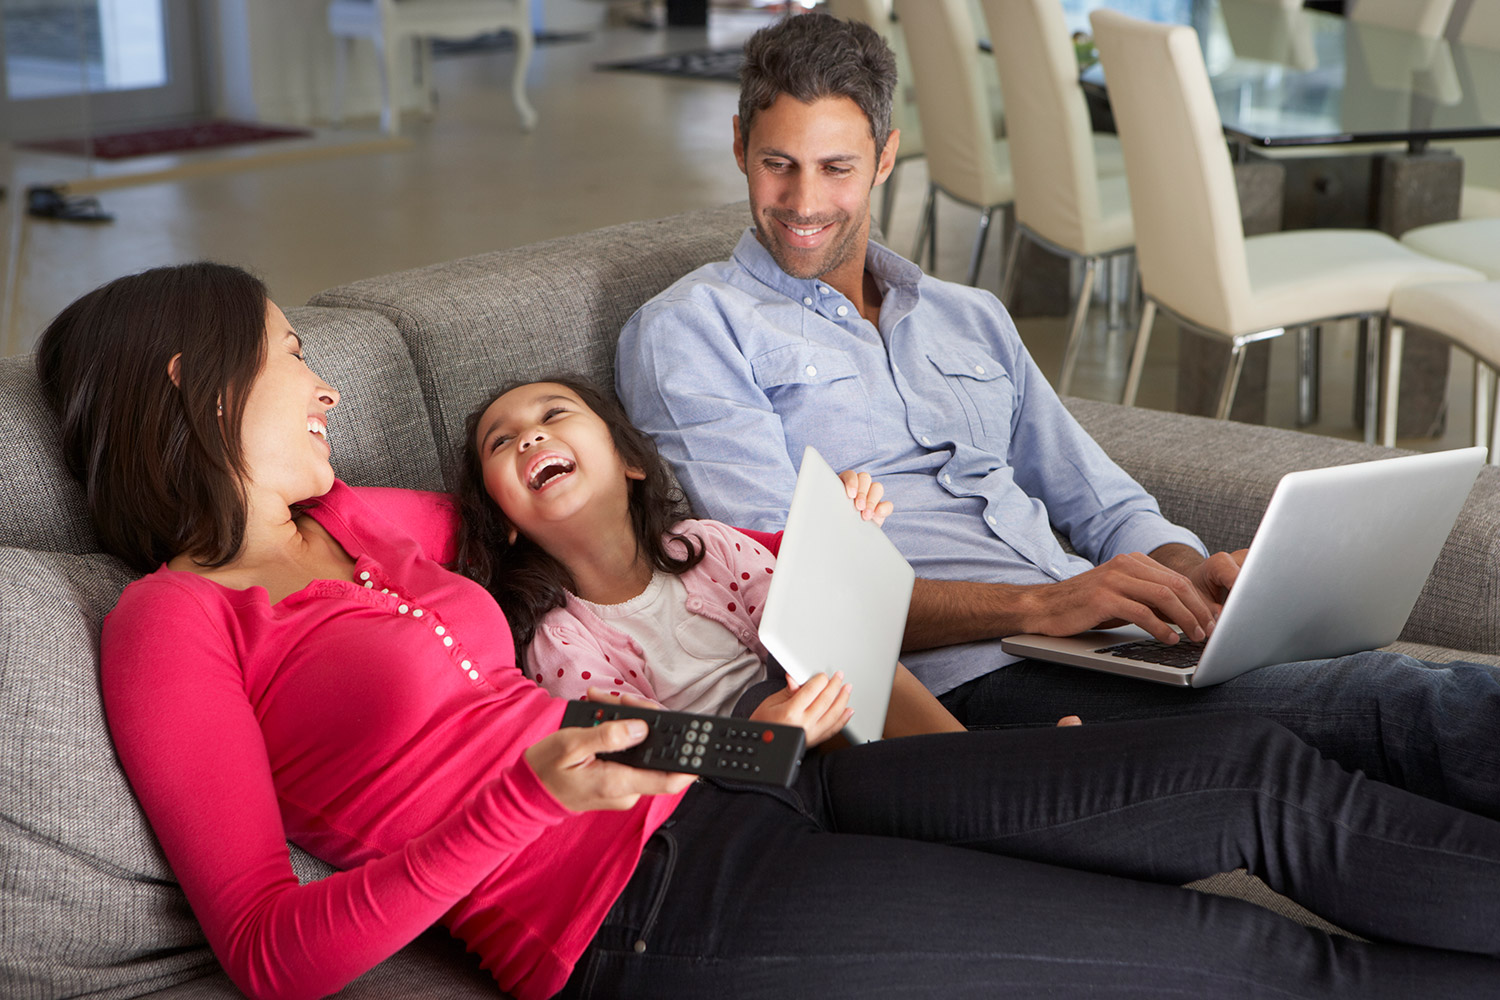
[1097,639,1206,669]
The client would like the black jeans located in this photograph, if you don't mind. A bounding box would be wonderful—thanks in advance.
[941,651,1500,819]
[559,715,1500,999]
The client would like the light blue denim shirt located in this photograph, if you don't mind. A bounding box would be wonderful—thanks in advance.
[617,229,1205,694]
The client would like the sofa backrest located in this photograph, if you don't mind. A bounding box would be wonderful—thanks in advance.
[311,202,750,483]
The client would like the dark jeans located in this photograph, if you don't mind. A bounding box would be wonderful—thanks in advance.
[940,651,1500,819]
[560,715,1500,999]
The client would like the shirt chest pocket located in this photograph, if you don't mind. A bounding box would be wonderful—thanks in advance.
[751,345,875,472]
[928,353,1017,453]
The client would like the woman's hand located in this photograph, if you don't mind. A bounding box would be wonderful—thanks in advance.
[750,672,854,747]
[838,470,895,525]
[525,721,695,813]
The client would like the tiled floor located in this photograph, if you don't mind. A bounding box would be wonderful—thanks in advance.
[0,5,1474,451]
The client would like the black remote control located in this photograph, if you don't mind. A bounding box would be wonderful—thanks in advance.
[559,700,806,787]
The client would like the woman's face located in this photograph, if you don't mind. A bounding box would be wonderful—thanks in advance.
[474,382,644,545]
[237,301,340,507]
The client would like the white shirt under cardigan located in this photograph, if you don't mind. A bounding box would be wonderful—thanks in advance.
[523,520,780,716]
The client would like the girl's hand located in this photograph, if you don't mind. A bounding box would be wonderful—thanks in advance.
[525,721,695,812]
[1057,715,1082,727]
[750,672,854,747]
[838,470,895,526]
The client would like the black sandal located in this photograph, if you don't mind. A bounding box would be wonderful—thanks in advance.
[26,186,113,224]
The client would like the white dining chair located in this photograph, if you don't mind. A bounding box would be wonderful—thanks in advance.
[1347,0,1458,37]
[1400,218,1500,279]
[980,0,1136,394]
[1455,3,1500,218]
[822,0,925,232]
[1382,282,1500,459]
[895,0,1022,286]
[328,0,537,135]
[1089,9,1482,432]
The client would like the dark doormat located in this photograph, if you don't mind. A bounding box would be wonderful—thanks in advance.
[18,120,312,160]
[597,47,742,82]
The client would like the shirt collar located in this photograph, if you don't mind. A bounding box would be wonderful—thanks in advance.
[730,227,924,317]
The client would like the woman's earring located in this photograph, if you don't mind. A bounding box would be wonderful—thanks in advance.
[217,402,224,416]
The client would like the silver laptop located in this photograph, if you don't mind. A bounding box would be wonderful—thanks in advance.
[759,446,915,743]
[1001,447,1485,687]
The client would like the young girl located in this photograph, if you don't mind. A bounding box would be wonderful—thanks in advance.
[455,375,966,744]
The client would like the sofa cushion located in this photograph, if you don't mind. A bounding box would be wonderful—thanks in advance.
[0,547,219,998]
[311,202,751,483]
[285,305,445,492]
[0,357,96,555]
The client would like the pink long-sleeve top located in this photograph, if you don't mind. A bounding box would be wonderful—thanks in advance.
[100,481,686,1000]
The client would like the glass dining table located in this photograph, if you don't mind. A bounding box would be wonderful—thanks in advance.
[1056,0,1495,438]
[1070,0,1500,154]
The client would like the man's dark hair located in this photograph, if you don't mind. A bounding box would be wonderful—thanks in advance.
[36,262,270,574]
[453,374,705,668]
[739,12,898,153]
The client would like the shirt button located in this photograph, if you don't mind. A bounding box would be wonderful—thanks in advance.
[435,625,446,636]
[802,296,813,306]
[921,436,932,446]
[364,580,374,588]
[358,571,371,581]
[468,669,480,680]
[987,515,998,526]
[461,660,472,669]
[398,604,409,614]
[819,286,830,295]
[974,365,986,374]
[443,636,454,647]
[943,474,952,484]
[805,365,817,377]
[836,305,849,317]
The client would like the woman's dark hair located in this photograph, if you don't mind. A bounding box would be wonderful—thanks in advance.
[35,262,271,574]
[453,374,704,667]
[739,12,897,154]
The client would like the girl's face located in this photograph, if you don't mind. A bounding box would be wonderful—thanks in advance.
[237,300,340,506]
[474,382,645,544]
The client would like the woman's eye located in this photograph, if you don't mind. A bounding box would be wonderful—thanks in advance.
[542,407,567,421]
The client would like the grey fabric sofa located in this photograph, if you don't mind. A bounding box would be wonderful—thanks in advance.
[3,202,1498,999]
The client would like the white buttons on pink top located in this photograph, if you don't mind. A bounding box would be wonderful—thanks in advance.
[398,604,409,614]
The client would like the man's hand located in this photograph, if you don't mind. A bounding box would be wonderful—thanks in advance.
[750,672,854,746]
[525,722,696,813]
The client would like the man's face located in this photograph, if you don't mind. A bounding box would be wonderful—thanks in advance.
[734,94,896,286]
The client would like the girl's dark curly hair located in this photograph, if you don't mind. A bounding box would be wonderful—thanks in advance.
[453,374,704,670]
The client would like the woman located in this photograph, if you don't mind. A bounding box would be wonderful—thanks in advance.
[38,263,1500,1000]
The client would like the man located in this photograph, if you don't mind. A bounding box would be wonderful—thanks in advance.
[615,13,1500,817]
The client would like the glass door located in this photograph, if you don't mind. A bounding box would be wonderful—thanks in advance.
[0,0,201,142]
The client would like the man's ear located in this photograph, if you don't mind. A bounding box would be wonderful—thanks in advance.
[874,128,901,186]
[733,114,748,175]
[167,352,183,388]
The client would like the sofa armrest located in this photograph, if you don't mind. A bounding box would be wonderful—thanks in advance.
[1065,398,1500,655]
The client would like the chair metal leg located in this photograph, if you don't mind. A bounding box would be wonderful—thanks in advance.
[1295,326,1320,427]
[967,207,994,287]
[333,37,351,127]
[912,183,936,270]
[1122,298,1156,406]
[1215,343,1249,420]
[511,22,538,130]
[1381,321,1404,448]
[376,34,400,135]
[1058,258,1096,397]
[1473,359,1493,456]
[1485,363,1500,465]
[999,226,1024,306]
[416,38,435,117]
[1362,316,1382,445]
[1106,254,1124,329]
